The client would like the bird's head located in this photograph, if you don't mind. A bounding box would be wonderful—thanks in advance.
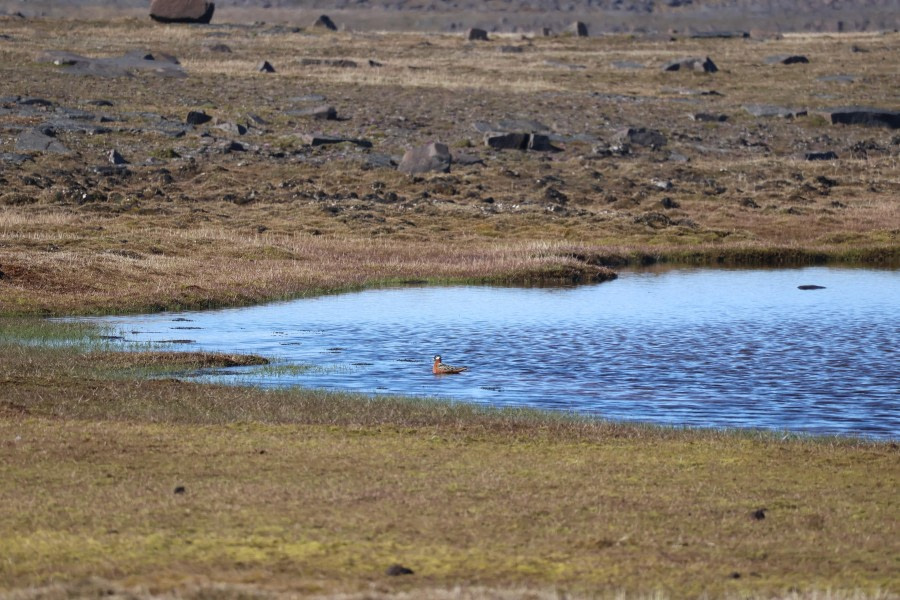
[433,355,441,362]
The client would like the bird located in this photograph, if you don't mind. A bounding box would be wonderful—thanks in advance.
[433,355,468,375]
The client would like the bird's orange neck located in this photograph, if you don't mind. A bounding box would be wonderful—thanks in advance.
[432,358,441,374]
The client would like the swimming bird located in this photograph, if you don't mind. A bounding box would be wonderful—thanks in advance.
[433,355,468,375]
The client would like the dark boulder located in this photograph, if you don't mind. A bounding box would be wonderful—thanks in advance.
[108,149,129,165]
[312,15,337,30]
[256,60,275,73]
[805,151,838,161]
[185,110,212,125]
[287,105,337,120]
[398,142,452,174]
[149,0,214,24]
[824,107,900,129]
[468,28,489,41]
[485,132,530,150]
[385,564,414,576]
[765,54,809,65]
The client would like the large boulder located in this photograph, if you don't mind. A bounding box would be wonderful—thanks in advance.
[16,126,70,154]
[823,107,900,129]
[569,21,588,37]
[149,0,214,24]
[312,15,337,30]
[467,28,489,41]
[617,127,667,149]
[398,142,451,174]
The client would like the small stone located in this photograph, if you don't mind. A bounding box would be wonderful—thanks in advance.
[468,28,489,41]
[108,149,129,165]
[257,60,275,73]
[752,508,767,520]
[805,151,838,161]
[398,142,452,174]
[569,21,588,37]
[385,564,414,576]
[174,485,186,494]
[312,14,337,30]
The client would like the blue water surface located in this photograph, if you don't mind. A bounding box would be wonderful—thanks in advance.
[95,267,900,439]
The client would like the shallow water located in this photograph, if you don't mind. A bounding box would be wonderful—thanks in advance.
[96,267,900,439]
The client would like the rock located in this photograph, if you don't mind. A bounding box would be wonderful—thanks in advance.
[660,197,680,209]
[206,43,232,53]
[398,142,452,174]
[691,113,728,122]
[108,149,129,165]
[15,127,69,154]
[817,74,856,84]
[385,564,414,576]
[805,151,838,161]
[312,14,337,30]
[86,99,114,107]
[215,122,248,135]
[611,60,644,70]
[257,60,275,73]
[300,58,357,68]
[467,28,489,41]
[617,127,667,149]
[368,59,384,67]
[743,105,807,118]
[497,118,549,133]
[663,57,718,73]
[823,107,900,129]
[690,30,748,39]
[185,110,212,125]
[765,54,809,65]
[299,134,372,148]
[527,134,558,151]
[220,140,248,153]
[174,485,186,494]
[798,285,826,290]
[149,0,214,24]
[0,152,33,165]
[287,105,337,120]
[500,45,524,53]
[752,508,767,520]
[38,50,186,78]
[569,21,588,37]
[485,132,530,150]
[539,27,552,36]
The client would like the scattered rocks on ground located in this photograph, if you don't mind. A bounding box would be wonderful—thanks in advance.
[467,28,489,41]
[312,14,337,30]
[822,107,900,129]
[663,57,718,73]
[743,105,807,118]
[569,21,589,36]
[617,127,667,149]
[149,0,214,24]
[256,60,275,73]
[38,49,186,78]
[398,142,452,174]
[765,54,810,64]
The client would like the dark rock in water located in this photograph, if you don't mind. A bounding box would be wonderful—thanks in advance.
[617,127,667,149]
[798,285,826,290]
[744,105,807,119]
[385,564,414,576]
[569,21,588,37]
[663,57,718,73]
[108,149,129,165]
[823,107,900,129]
[691,113,728,122]
[287,105,337,120]
[805,151,838,161]
[690,30,748,39]
[15,127,70,154]
[185,110,212,125]
[765,54,809,65]
[257,60,275,73]
[312,14,337,30]
[398,142,451,174]
[467,28,489,41]
[299,134,372,148]
[150,0,214,24]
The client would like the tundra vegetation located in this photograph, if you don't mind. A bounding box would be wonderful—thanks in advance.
[0,14,898,599]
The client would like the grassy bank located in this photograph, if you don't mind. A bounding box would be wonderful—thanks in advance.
[1,321,898,598]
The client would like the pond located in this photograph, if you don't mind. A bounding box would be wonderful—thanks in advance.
[95,267,900,439]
